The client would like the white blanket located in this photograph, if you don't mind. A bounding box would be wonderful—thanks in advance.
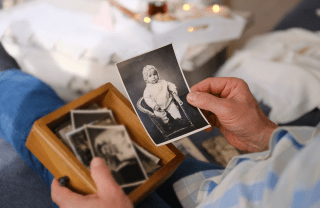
[0,0,154,102]
[217,28,320,124]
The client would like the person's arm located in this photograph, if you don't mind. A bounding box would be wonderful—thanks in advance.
[51,157,133,208]
[167,81,178,95]
[187,77,277,153]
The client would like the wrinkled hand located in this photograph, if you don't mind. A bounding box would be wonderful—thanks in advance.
[187,77,277,153]
[51,157,133,208]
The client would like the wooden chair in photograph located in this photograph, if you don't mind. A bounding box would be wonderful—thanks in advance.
[136,97,195,139]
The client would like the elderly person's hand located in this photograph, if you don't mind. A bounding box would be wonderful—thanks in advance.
[51,157,133,208]
[187,77,277,153]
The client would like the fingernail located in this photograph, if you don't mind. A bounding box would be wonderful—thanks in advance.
[91,157,104,167]
[58,176,69,187]
[187,92,198,103]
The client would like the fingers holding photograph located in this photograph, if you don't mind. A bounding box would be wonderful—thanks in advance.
[116,44,210,146]
[85,125,147,186]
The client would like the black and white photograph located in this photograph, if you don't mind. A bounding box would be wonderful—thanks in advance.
[133,142,161,178]
[65,127,93,170]
[85,125,147,186]
[116,44,211,146]
[71,109,116,129]
[133,142,160,164]
[53,118,74,151]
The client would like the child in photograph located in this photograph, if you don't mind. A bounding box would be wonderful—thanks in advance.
[142,65,184,130]
[94,129,136,173]
[92,128,147,185]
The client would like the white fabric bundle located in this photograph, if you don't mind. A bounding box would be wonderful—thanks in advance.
[0,0,154,102]
[217,28,320,124]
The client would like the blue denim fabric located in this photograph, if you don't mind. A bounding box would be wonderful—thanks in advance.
[0,69,65,186]
[0,69,65,208]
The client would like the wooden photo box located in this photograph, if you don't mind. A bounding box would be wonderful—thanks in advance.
[26,83,185,205]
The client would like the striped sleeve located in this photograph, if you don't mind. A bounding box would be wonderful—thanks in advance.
[173,125,320,208]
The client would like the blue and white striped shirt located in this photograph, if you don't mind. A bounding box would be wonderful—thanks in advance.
[173,124,320,207]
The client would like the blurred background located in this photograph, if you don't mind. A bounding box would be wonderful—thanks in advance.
[0,0,310,166]
[0,0,300,102]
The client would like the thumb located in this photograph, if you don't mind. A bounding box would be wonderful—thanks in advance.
[187,92,225,114]
[90,157,119,196]
[51,178,84,206]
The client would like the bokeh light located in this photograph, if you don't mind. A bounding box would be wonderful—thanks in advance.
[212,4,220,13]
[183,4,191,11]
[144,17,151,23]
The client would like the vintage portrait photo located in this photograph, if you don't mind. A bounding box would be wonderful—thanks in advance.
[65,127,93,170]
[85,125,147,186]
[116,44,210,146]
[71,109,116,129]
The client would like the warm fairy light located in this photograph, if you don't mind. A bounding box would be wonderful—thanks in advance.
[144,17,151,23]
[134,14,141,20]
[188,27,194,32]
[183,4,191,11]
[212,4,220,13]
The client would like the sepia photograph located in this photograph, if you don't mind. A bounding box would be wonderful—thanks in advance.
[116,44,210,146]
[71,109,116,129]
[85,125,147,186]
[65,126,93,169]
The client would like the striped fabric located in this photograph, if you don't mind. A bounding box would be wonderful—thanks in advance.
[173,124,320,207]
[174,170,223,208]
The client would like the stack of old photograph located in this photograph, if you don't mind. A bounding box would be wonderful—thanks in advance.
[53,103,161,195]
